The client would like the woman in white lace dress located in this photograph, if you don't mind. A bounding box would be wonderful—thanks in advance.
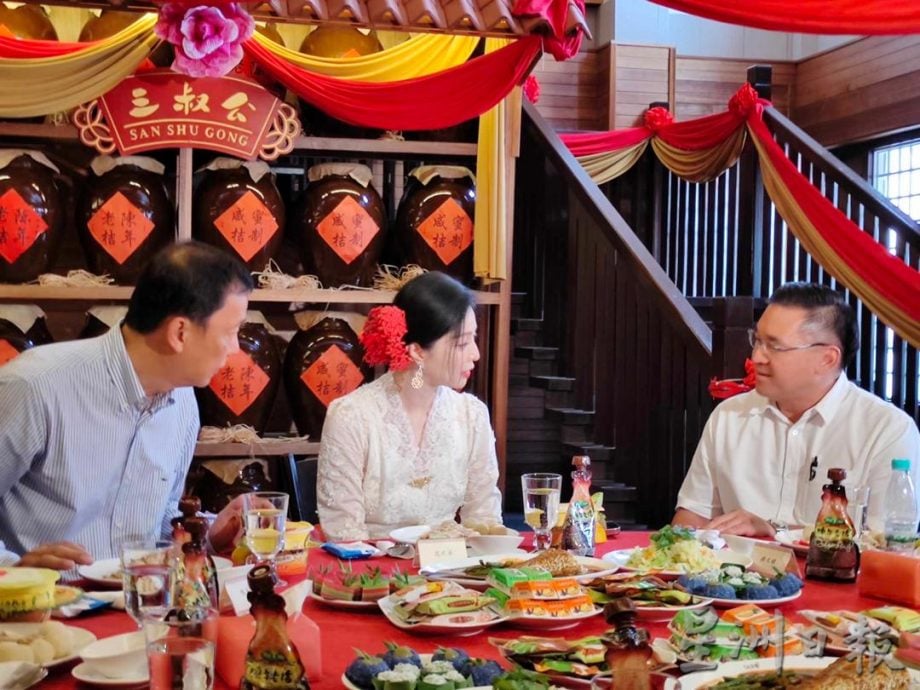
[317,272,503,541]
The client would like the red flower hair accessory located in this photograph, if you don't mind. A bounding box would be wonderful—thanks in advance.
[360,305,413,371]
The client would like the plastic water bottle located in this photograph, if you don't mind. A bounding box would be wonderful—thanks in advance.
[884,458,918,552]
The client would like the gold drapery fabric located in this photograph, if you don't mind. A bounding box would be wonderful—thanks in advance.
[0,15,158,117]
[650,127,746,183]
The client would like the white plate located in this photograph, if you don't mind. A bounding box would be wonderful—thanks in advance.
[389,525,431,544]
[0,623,96,668]
[377,593,508,636]
[79,556,233,588]
[71,661,148,687]
[669,656,839,690]
[706,589,803,608]
[602,548,752,577]
[342,654,492,690]
[0,661,46,689]
[423,553,619,590]
[308,589,381,611]
[774,529,810,556]
[632,597,714,622]
[507,606,602,630]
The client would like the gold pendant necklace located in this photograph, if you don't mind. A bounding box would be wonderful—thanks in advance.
[409,476,432,489]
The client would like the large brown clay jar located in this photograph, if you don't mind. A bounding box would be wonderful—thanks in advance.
[80,11,173,66]
[0,305,53,368]
[0,152,65,283]
[78,156,174,285]
[78,306,128,339]
[394,165,476,284]
[195,315,282,434]
[193,160,284,273]
[290,164,386,287]
[283,317,369,439]
[0,5,57,40]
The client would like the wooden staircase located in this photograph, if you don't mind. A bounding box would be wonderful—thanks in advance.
[506,292,645,529]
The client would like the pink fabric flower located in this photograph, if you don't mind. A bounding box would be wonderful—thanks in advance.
[729,83,759,118]
[523,75,541,104]
[643,106,674,133]
[155,3,255,78]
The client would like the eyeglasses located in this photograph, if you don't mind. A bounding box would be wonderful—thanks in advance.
[747,328,834,354]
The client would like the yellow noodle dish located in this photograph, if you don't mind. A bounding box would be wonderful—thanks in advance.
[626,526,722,573]
[0,568,60,619]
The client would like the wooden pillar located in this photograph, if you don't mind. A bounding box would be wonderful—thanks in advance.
[648,101,669,264]
[711,297,754,379]
[736,65,771,297]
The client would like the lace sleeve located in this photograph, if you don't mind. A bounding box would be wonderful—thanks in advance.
[317,396,371,541]
[459,396,503,525]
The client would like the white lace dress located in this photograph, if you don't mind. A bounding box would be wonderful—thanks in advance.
[316,372,503,541]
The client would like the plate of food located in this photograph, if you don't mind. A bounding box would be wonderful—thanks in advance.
[78,556,233,588]
[507,606,602,631]
[342,648,505,690]
[583,572,714,622]
[307,589,381,611]
[377,581,508,636]
[0,621,97,668]
[670,654,916,690]
[423,549,618,590]
[675,567,804,607]
[603,526,752,578]
[389,525,431,544]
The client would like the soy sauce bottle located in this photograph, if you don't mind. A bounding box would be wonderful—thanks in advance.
[805,468,859,582]
[603,599,652,690]
[241,564,309,690]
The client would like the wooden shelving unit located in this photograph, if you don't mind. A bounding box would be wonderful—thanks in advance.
[194,439,319,457]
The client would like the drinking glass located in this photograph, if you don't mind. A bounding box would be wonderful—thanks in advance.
[144,609,217,690]
[521,473,562,551]
[121,540,177,627]
[242,491,289,584]
[847,485,871,539]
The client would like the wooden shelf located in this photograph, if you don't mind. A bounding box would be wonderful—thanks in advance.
[0,122,80,141]
[290,135,478,158]
[194,439,319,457]
[0,285,501,304]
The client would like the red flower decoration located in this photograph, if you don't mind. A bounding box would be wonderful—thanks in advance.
[708,358,756,400]
[359,305,413,371]
[524,75,541,104]
[728,83,759,119]
[742,358,757,387]
[643,106,673,133]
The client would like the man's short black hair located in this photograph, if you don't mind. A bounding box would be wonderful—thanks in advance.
[769,282,859,369]
[125,241,253,334]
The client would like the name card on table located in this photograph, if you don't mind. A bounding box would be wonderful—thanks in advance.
[225,577,252,617]
[417,538,468,569]
[750,542,801,578]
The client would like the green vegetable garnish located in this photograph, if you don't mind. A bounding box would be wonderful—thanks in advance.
[649,525,695,549]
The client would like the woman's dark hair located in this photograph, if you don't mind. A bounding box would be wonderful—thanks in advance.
[769,282,859,369]
[125,241,253,334]
[394,271,475,348]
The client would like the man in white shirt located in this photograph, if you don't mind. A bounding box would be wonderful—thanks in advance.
[673,282,919,537]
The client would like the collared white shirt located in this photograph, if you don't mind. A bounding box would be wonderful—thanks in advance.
[0,326,199,566]
[676,374,920,530]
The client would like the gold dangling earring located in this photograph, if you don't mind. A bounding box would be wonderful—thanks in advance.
[410,362,424,390]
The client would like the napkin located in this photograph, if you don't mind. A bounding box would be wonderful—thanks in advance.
[321,542,382,560]
[52,591,120,618]
[694,529,726,550]
[0,661,46,690]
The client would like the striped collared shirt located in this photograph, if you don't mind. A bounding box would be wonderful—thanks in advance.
[0,326,198,565]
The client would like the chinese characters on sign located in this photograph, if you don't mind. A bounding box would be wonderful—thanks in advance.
[208,350,271,416]
[417,197,473,266]
[213,191,280,262]
[86,192,155,264]
[97,71,284,159]
[301,345,364,408]
[316,196,380,265]
[0,189,48,265]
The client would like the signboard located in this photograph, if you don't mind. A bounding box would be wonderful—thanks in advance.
[75,71,300,161]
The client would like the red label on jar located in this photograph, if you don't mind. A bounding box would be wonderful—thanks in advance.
[213,191,279,262]
[417,197,473,266]
[300,344,364,408]
[86,192,155,265]
[0,189,49,264]
[316,196,379,265]
[208,350,271,416]
[0,339,19,366]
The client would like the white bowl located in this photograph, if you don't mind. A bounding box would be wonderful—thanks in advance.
[466,533,524,555]
[79,631,147,679]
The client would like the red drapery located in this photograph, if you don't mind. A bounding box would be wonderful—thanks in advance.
[649,0,920,34]
[242,35,541,131]
[0,36,92,58]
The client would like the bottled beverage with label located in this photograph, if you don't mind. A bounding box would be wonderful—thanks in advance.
[884,458,918,552]
[561,455,596,556]
[174,517,219,616]
[241,564,310,690]
[171,495,201,548]
[805,468,859,582]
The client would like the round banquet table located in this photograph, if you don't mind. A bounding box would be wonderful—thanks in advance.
[43,531,892,689]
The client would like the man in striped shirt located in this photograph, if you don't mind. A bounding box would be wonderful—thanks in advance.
[0,241,253,570]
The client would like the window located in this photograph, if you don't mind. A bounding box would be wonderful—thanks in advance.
[871,137,920,400]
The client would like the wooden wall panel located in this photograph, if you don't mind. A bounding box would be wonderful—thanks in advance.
[530,51,605,132]
[611,44,673,129]
[793,37,920,146]
[674,57,795,119]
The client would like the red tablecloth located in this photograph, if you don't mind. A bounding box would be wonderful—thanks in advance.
[44,532,892,689]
